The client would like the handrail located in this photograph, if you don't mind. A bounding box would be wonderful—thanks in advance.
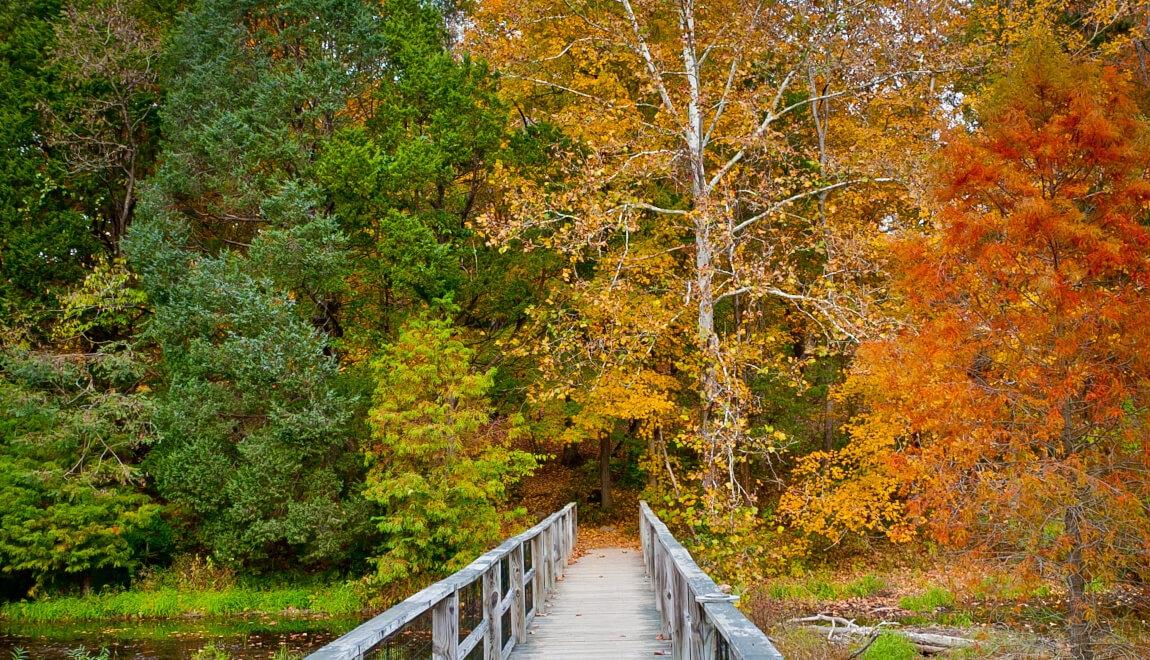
[309,502,578,660]
[640,501,783,659]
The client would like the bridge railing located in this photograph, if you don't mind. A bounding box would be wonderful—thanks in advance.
[640,501,783,660]
[308,502,577,660]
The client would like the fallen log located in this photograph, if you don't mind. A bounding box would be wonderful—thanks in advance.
[789,614,974,654]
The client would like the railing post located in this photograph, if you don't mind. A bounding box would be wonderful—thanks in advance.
[550,521,560,581]
[532,532,545,613]
[687,594,709,659]
[432,591,459,660]
[483,564,501,660]
[510,542,527,644]
[662,552,682,658]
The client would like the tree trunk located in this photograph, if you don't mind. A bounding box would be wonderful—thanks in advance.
[1061,399,1093,660]
[599,434,613,511]
[1064,504,1093,660]
[694,215,723,499]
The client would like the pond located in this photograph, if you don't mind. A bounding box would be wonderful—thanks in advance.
[0,616,361,659]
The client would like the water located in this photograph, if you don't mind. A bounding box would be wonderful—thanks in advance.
[0,616,361,658]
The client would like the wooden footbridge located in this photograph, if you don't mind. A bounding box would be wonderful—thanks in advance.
[308,502,782,659]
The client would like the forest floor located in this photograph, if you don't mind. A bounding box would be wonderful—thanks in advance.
[748,553,1150,658]
[514,457,1150,658]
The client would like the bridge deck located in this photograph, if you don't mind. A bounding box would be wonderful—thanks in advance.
[510,546,670,659]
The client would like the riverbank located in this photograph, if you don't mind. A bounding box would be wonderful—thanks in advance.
[0,582,365,623]
[0,615,360,658]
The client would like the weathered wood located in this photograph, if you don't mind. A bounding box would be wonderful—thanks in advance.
[640,501,783,660]
[792,614,974,652]
[307,503,576,660]
[510,544,527,644]
[432,591,459,660]
[509,547,670,659]
[483,563,501,660]
[530,533,544,618]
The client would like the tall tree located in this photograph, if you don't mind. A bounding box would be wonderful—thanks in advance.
[126,0,387,567]
[839,43,1150,659]
[45,0,168,254]
[471,0,954,509]
[0,0,96,330]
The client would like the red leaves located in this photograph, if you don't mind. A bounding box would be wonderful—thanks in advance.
[843,41,1150,586]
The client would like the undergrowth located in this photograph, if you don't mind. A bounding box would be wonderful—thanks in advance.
[860,633,917,660]
[765,573,888,602]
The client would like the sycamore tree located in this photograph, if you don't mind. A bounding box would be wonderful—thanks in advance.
[804,43,1150,659]
[470,0,956,509]
[365,311,536,583]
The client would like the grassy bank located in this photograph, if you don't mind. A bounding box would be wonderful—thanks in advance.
[0,582,365,623]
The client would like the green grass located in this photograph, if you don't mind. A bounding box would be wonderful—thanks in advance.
[899,586,955,612]
[766,573,888,602]
[861,632,918,660]
[0,583,366,623]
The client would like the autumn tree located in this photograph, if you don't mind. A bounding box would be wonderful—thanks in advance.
[830,43,1150,659]
[471,0,955,509]
[365,311,536,583]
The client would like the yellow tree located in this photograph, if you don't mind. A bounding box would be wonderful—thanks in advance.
[472,0,955,507]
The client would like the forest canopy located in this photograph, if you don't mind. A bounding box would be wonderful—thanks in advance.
[2,1,1150,657]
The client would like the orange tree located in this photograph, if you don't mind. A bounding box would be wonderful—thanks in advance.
[806,43,1150,659]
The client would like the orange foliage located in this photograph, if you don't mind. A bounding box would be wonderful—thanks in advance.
[793,40,1150,654]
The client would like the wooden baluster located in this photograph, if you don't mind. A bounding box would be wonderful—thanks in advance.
[510,543,527,644]
[571,505,578,552]
[483,564,501,660]
[551,523,560,581]
[543,525,552,588]
[532,533,545,615]
[686,592,709,660]
[432,590,460,660]
[662,551,679,655]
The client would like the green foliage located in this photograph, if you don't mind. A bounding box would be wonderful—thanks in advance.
[765,573,887,602]
[861,633,918,660]
[65,647,110,660]
[191,645,230,660]
[899,586,956,613]
[128,225,367,566]
[0,0,97,327]
[54,259,149,346]
[365,312,537,583]
[314,0,542,347]
[0,349,161,592]
[123,0,388,569]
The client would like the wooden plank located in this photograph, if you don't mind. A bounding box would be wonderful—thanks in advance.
[508,547,671,660]
[459,620,487,659]
[510,543,527,644]
[432,591,459,660]
[483,564,501,660]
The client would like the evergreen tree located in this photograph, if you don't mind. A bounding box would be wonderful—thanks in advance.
[126,0,387,567]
